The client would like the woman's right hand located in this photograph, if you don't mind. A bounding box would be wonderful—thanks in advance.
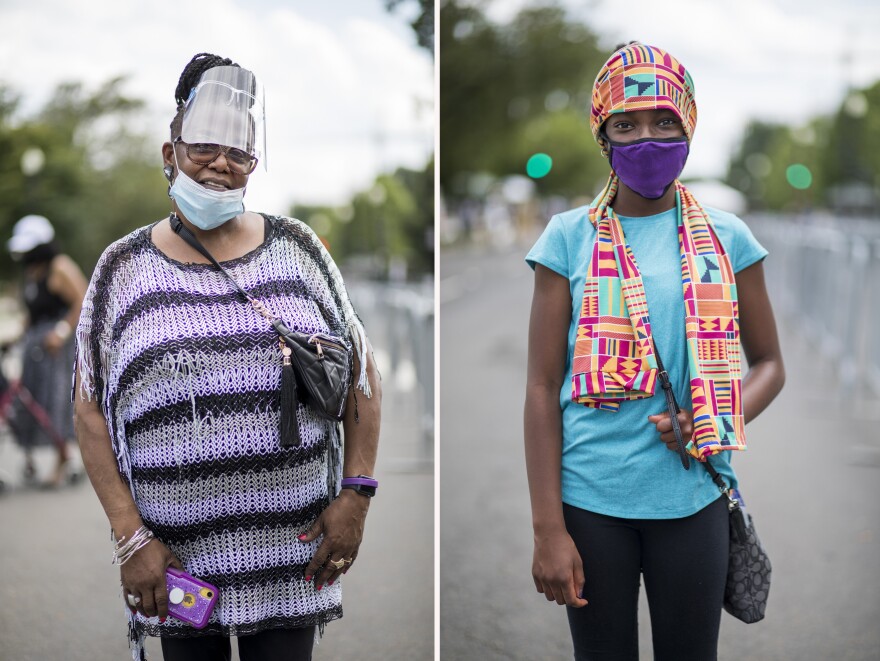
[42,328,66,355]
[120,538,183,620]
[532,529,589,608]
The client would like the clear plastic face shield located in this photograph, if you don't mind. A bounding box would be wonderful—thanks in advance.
[180,66,267,170]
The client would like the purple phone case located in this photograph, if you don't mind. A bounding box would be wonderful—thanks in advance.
[165,568,220,629]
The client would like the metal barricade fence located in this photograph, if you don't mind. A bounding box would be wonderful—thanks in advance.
[345,279,434,448]
[750,213,880,408]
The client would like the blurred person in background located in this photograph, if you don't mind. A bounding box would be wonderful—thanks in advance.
[74,53,380,661]
[6,214,87,487]
[524,43,785,660]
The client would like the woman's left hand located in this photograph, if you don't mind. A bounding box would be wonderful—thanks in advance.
[647,409,694,451]
[298,489,370,589]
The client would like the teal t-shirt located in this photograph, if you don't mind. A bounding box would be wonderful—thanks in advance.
[525,205,768,519]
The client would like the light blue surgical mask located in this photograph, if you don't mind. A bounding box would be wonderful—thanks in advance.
[168,152,245,230]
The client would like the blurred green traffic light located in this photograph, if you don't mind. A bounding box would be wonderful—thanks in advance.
[526,153,553,179]
[785,164,813,190]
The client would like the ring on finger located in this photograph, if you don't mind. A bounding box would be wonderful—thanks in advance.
[329,558,347,570]
[126,593,141,607]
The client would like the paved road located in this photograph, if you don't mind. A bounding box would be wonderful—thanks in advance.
[0,284,433,661]
[440,240,880,661]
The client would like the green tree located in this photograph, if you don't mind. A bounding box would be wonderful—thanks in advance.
[440,0,609,198]
[292,160,433,280]
[822,82,880,192]
[725,80,880,213]
[725,121,789,210]
[387,0,435,53]
[0,77,169,280]
[516,110,610,198]
[439,1,507,190]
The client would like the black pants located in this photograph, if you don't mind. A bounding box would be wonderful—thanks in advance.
[160,626,315,661]
[563,497,729,661]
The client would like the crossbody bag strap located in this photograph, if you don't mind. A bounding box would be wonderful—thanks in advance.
[653,340,746,531]
[699,449,745,527]
[169,213,288,333]
[169,213,306,447]
[652,342,690,470]
[170,213,252,301]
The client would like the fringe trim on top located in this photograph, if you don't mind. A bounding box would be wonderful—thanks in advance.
[73,259,137,497]
[348,320,371,398]
[74,318,96,403]
[307,219,372,400]
[128,609,145,661]
[327,423,343,498]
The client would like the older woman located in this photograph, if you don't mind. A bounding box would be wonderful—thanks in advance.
[74,53,380,661]
[524,43,784,660]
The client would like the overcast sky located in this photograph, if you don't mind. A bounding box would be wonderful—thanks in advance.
[0,0,434,213]
[3,1,879,214]
[482,0,880,183]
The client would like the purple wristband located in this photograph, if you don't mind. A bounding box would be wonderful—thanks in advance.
[341,476,378,488]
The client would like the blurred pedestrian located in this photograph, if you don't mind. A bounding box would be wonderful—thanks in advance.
[6,214,87,487]
[73,53,381,660]
[524,42,785,660]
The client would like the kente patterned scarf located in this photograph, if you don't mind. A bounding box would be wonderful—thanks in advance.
[573,175,745,458]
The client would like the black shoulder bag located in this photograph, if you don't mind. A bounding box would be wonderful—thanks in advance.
[654,343,772,623]
[170,214,352,447]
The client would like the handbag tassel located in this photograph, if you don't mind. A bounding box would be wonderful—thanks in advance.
[729,504,748,543]
[280,340,301,447]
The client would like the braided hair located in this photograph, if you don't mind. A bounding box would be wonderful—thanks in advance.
[612,40,641,52]
[169,52,239,139]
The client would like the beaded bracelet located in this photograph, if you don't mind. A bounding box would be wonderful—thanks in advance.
[112,526,155,565]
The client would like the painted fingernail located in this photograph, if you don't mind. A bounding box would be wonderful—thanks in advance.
[297,534,308,541]
[328,580,334,586]
[159,617,166,623]
[316,584,323,591]
[304,575,312,582]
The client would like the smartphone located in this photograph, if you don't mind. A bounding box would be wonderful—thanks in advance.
[165,568,220,629]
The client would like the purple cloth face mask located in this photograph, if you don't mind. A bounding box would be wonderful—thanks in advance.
[608,137,689,200]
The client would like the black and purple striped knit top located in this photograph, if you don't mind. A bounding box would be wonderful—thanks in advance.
[74,214,370,649]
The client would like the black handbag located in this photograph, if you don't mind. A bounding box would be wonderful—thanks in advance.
[654,344,771,623]
[170,214,352,447]
[715,470,772,623]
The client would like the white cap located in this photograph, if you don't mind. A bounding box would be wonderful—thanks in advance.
[7,215,55,254]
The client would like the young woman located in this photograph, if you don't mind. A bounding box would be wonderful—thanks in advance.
[524,43,784,660]
[74,53,381,660]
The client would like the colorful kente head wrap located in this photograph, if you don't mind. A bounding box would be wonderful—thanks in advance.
[575,46,745,459]
[590,43,697,155]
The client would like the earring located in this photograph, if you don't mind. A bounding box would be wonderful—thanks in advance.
[163,165,174,182]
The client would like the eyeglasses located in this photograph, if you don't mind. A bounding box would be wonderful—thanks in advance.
[174,139,258,175]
